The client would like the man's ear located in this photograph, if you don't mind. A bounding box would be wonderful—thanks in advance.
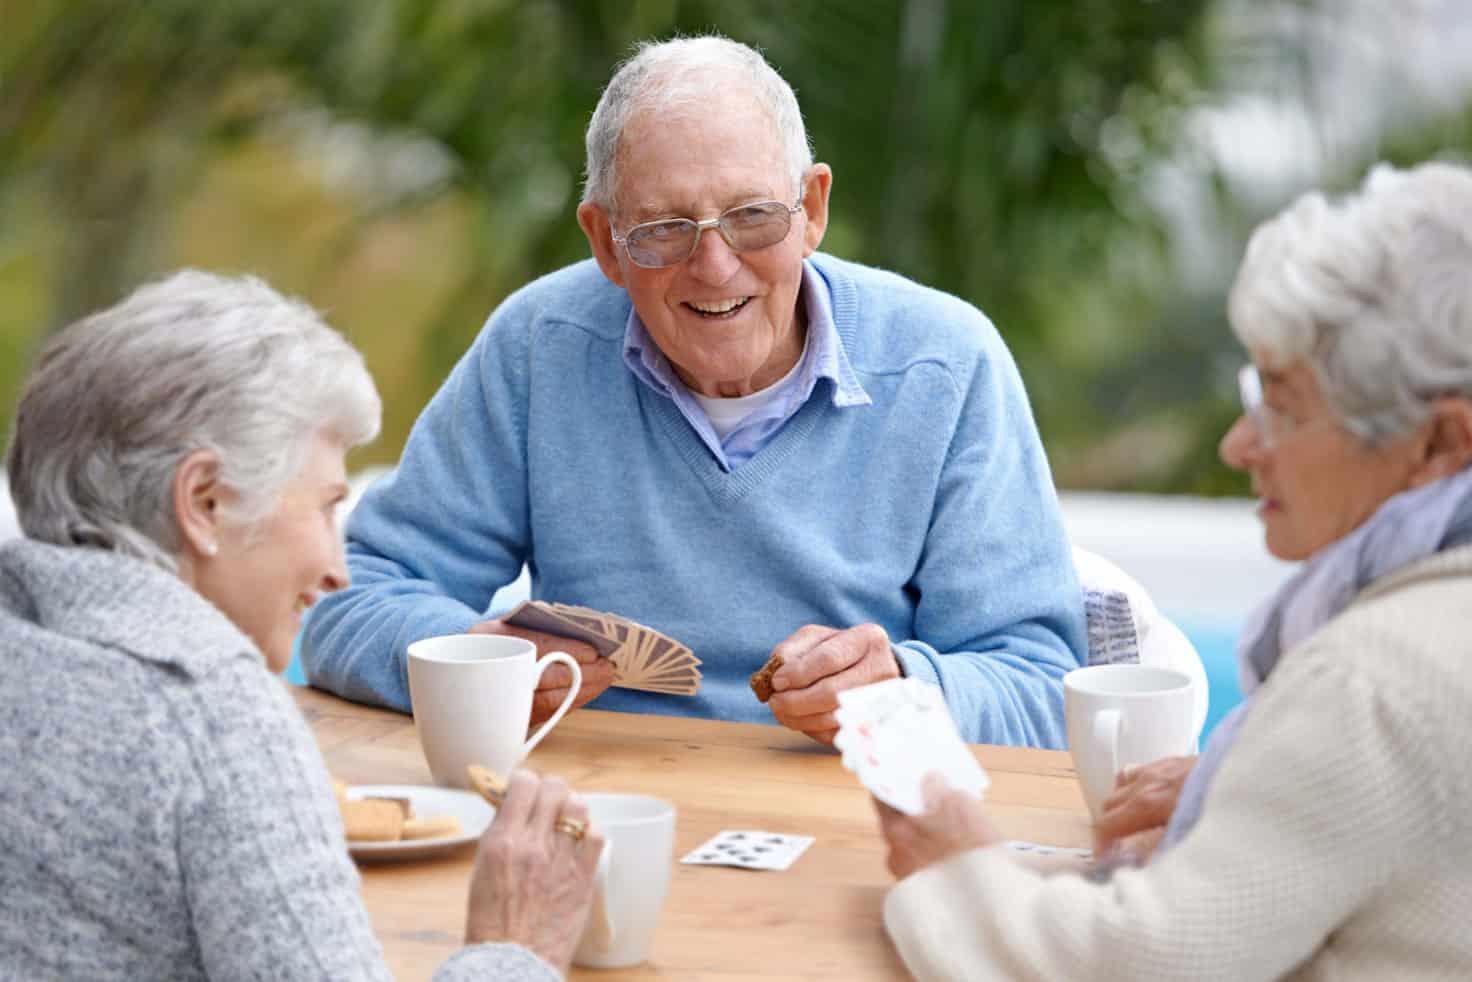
[577,201,627,288]
[1408,397,1472,487]
[800,163,833,257]
[172,450,224,562]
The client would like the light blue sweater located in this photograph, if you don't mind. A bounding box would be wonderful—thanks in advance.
[302,254,1086,747]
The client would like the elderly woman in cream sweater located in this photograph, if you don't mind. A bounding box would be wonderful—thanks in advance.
[876,161,1472,981]
[0,272,602,980]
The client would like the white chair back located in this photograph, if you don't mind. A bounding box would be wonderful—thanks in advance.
[0,477,18,544]
[1073,546,1209,744]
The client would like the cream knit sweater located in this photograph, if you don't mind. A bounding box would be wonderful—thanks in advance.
[884,547,1472,981]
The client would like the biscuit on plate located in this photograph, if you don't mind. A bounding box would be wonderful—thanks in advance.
[365,795,412,818]
[341,798,405,842]
[402,814,463,840]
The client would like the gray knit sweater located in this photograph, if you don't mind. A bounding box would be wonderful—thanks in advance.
[0,539,557,981]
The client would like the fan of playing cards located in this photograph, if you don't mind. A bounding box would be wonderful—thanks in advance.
[833,677,990,815]
[504,600,702,696]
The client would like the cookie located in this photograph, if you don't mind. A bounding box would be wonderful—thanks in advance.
[466,764,508,805]
[365,795,412,818]
[341,798,405,842]
[401,814,464,840]
[749,653,784,703]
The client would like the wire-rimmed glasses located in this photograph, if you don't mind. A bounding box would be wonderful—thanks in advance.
[612,197,804,269]
[1238,364,1343,448]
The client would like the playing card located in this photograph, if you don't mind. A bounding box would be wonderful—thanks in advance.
[607,620,701,695]
[502,600,620,658]
[680,830,815,871]
[833,677,990,815]
[503,600,702,695]
[1003,840,1092,860]
[548,603,614,635]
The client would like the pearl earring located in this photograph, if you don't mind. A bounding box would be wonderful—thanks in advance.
[204,541,218,557]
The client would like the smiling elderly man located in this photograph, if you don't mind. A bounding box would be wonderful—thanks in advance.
[301,36,1086,747]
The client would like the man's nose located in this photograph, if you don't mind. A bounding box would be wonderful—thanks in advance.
[685,223,742,282]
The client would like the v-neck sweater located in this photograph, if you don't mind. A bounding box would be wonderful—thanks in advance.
[302,253,1086,746]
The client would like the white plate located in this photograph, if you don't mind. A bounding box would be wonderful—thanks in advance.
[345,784,493,862]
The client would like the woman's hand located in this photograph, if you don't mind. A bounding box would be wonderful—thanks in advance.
[873,773,1002,879]
[463,770,605,973]
[1092,755,1197,862]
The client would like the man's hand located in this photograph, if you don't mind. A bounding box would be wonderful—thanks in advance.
[1092,754,1197,862]
[766,623,901,745]
[469,620,617,725]
[873,773,1002,880]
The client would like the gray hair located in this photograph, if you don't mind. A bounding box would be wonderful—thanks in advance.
[5,270,381,571]
[582,35,814,213]
[1229,161,1472,444]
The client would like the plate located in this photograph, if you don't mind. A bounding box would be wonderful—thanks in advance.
[345,784,493,862]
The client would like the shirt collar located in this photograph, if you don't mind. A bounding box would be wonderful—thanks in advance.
[621,260,871,408]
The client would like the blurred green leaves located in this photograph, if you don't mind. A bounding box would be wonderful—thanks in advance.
[0,0,1274,490]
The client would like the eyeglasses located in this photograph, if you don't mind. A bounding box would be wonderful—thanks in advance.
[1237,364,1338,449]
[611,196,804,269]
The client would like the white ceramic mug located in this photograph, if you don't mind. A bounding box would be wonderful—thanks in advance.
[573,793,676,969]
[406,634,581,789]
[1064,664,1196,817]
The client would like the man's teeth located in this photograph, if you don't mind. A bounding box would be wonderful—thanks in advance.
[687,297,748,314]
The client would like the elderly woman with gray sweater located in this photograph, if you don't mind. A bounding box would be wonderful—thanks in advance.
[0,272,601,980]
[875,161,1472,980]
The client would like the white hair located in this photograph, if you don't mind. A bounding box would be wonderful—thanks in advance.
[582,35,813,213]
[1229,161,1472,444]
[5,270,381,570]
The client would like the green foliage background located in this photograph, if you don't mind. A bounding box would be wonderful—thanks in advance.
[3,0,1467,493]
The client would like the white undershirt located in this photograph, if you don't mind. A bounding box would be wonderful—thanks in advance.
[690,332,811,440]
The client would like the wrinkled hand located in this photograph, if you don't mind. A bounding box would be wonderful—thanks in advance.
[464,769,605,973]
[1092,755,1197,862]
[874,773,1002,880]
[469,619,617,725]
[766,624,901,745]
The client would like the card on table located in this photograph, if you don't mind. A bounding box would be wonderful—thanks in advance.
[833,677,991,816]
[1003,840,1092,860]
[502,599,703,696]
[681,830,816,871]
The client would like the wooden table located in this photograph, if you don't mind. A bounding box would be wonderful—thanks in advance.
[297,687,1090,981]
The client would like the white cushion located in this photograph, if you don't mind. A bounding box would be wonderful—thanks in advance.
[1073,545,1209,742]
[0,477,18,544]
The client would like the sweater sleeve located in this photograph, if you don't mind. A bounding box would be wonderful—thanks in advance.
[432,943,562,982]
[889,325,1086,748]
[882,619,1455,981]
[300,303,534,711]
[175,661,554,981]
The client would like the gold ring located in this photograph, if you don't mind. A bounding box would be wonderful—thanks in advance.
[555,816,588,841]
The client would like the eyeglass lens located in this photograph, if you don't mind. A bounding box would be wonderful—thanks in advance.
[1237,365,1273,445]
[623,201,794,268]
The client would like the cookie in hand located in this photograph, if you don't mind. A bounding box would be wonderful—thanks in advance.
[749,653,785,703]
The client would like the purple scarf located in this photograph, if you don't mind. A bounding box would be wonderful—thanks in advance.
[1161,467,1472,850]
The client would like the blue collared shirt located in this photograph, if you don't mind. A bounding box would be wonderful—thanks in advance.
[621,261,872,470]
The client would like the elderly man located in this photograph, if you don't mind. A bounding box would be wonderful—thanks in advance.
[302,36,1086,747]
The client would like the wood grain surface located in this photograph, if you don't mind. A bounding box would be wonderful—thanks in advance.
[297,686,1090,981]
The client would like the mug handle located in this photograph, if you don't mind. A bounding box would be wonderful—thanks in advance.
[522,651,583,756]
[1093,708,1122,787]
